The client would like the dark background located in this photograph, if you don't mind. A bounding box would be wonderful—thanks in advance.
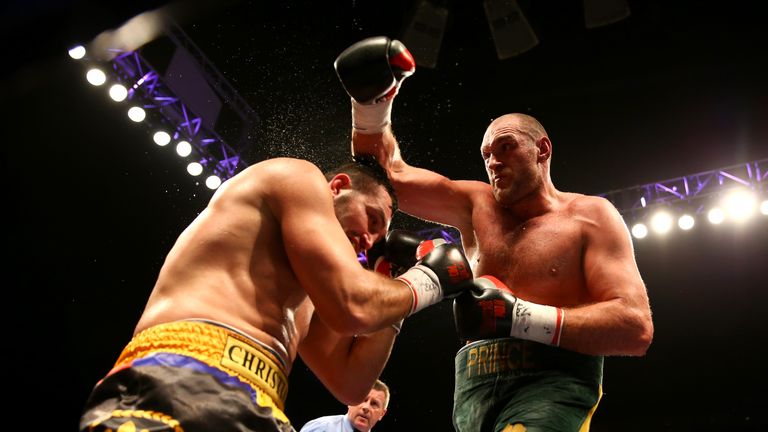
[3,1,767,430]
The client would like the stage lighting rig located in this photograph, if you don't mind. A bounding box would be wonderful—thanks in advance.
[601,159,768,239]
[68,18,259,190]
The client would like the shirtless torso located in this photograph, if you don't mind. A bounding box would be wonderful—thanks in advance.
[134,157,406,376]
[467,189,595,309]
[136,160,312,369]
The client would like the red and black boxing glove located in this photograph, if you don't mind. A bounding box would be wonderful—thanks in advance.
[366,229,426,277]
[453,276,565,346]
[366,229,429,333]
[334,36,415,133]
[395,241,473,316]
[334,36,415,104]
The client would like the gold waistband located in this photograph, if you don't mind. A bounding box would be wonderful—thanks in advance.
[115,320,289,412]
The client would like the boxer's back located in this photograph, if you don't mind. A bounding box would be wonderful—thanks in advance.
[135,158,319,368]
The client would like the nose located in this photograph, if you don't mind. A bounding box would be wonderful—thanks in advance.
[360,232,374,252]
[487,153,502,170]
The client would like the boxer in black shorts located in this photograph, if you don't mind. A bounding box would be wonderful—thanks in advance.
[81,320,293,432]
[79,157,474,432]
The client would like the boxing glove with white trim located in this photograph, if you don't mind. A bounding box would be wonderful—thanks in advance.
[396,242,472,315]
[453,275,565,346]
[334,36,415,133]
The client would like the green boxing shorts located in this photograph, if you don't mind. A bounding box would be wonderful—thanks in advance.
[453,338,603,432]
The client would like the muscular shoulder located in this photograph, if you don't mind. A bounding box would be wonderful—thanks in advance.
[456,179,494,206]
[210,158,326,209]
[563,193,631,248]
[252,157,323,182]
[564,193,623,227]
[565,193,617,216]
[248,158,326,195]
[256,158,333,215]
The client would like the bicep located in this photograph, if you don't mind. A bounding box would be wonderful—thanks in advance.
[354,129,479,230]
[392,164,481,229]
[583,202,648,307]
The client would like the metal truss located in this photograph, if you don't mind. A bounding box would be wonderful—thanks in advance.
[599,159,767,221]
[415,158,767,241]
[107,22,258,181]
[164,24,259,148]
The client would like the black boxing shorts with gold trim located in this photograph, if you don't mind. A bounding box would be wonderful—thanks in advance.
[453,338,603,432]
[79,320,294,432]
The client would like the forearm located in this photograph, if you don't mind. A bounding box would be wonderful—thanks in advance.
[334,329,397,403]
[352,128,403,173]
[455,278,653,356]
[334,274,412,335]
[559,299,653,356]
[303,321,397,405]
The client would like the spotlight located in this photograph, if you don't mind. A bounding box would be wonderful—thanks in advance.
[109,84,128,102]
[68,45,86,60]
[176,140,192,157]
[127,106,146,122]
[722,189,757,222]
[205,175,222,190]
[707,207,725,225]
[153,131,171,146]
[86,68,107,86]
[650,211,673,234]
[677,214,695,231]
[631,223,648,239]
[187,162,203,176]
[761,199,768,215]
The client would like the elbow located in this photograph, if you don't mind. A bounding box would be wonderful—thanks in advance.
[626,313,654,356]
[334,386,369,407]
[322,373,370,406]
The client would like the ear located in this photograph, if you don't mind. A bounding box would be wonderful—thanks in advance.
[329,173,352,195]
[380,408,388,419]
[536,136,552,162]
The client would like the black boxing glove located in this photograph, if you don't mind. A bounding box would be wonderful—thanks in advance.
[375,229,452,277]
[453,276,565,346]
[334,36,415,133]
[396,242,473,315]
[382,229,423,268]
[366,229,421,277]
[334,36,415,104]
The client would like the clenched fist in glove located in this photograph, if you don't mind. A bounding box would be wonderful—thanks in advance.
[396,240,473,315]
[334,36,415,133]
[453,276,565,346]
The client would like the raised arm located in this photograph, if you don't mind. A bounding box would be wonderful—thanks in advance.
[355,130,480,229]
[335,36,479,231]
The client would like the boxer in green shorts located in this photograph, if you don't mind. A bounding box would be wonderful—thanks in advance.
[451,276,607,431]
[340,36,654,431]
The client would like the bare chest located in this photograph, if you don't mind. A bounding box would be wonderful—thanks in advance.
[470,211,586,305]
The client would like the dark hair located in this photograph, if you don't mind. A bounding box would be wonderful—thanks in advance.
[324,156,398,213]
